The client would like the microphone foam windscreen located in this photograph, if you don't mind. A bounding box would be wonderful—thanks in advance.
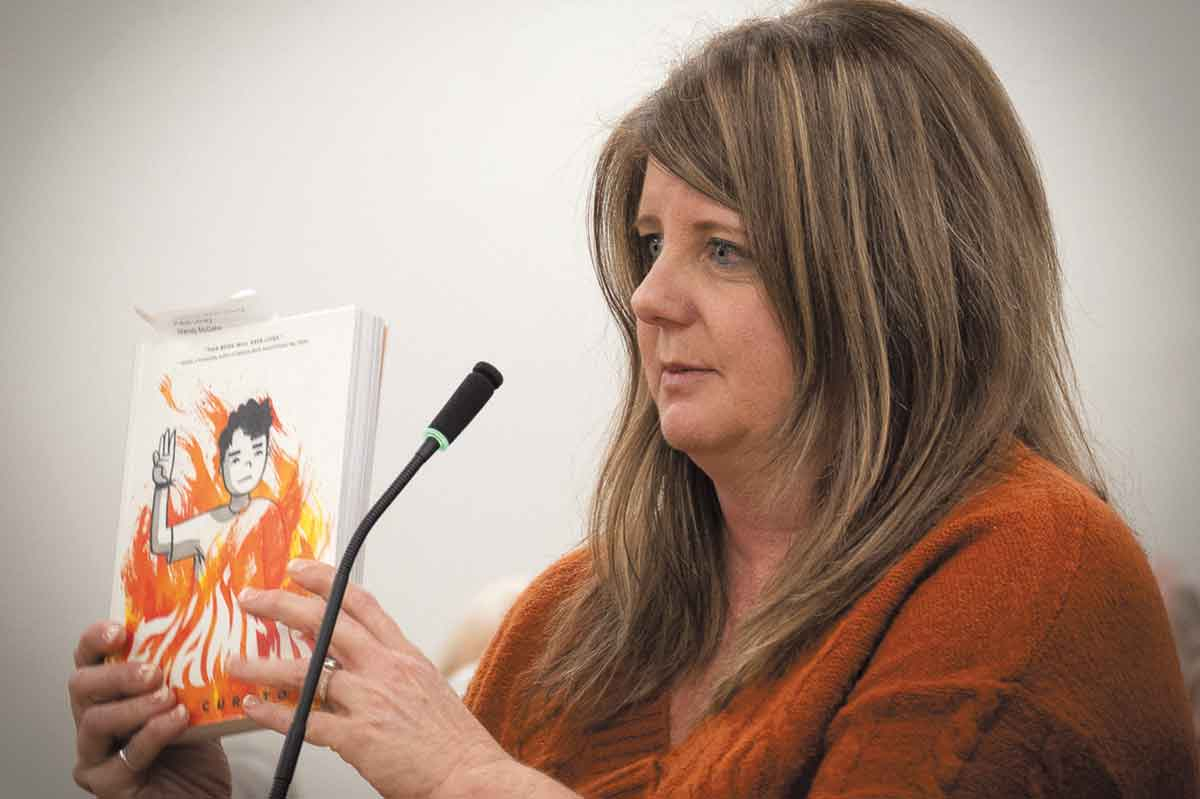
[429,362,503,445]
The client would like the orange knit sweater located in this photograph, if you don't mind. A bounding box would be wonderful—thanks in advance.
[465,444,1198,797]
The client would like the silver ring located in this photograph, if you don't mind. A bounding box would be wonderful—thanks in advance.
[315,656,340,707]
[116,746,136,771]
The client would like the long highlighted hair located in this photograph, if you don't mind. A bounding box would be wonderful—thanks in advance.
[535,0,1108,729]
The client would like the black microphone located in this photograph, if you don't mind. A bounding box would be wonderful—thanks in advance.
[269,361,503,799]
[424,361,503,449]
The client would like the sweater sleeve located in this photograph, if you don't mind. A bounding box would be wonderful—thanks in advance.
[806,482,1197,798]
[807,679,1118,798]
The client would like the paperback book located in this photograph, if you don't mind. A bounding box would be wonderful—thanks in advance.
[108,305,386,739]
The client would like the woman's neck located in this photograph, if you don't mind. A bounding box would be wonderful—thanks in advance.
[710,464,816,618]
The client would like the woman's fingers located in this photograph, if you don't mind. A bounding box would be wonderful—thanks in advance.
[69,620,193,795]
[229,655,368,713]
[238,587,373,666]
[226,653,310,692]
[70,621,139,722]
[121,703,189,768]
[76,682,180,765]
[69,660,161,723]
[74,620,125,667]
[286,560,413,653]
[242,693,343,750]
[75,704,189,796]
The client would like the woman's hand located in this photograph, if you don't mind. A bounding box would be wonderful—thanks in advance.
[228,559,513,799]
[68,621,231,798]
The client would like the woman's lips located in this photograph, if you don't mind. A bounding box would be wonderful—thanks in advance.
[660,366,715,389]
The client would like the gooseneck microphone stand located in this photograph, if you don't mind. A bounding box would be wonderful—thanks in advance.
[268,362,503,799]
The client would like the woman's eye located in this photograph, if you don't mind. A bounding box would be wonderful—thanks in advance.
[710,238,744,267]
[640,233,663,263]
[636,233,747,269]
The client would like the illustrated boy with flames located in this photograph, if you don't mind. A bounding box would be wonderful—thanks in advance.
[149,397,279,576]
[133,396,308,699]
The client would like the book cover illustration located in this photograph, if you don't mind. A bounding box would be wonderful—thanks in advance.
[117,377,330,734]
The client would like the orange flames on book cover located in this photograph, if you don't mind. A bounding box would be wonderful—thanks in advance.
[118,378,331,731]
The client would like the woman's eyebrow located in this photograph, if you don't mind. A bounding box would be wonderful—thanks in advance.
[632,213,658,231]
[632,214,747,239]
[694,220,747,238]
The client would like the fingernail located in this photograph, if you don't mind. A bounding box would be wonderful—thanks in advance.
[174,704,188,720]
[139,664,159,684]
[239,587,259,603]
[243,694,259,708]
[155,682,171,701]
[286,559,310,575]
[104,623,124,643]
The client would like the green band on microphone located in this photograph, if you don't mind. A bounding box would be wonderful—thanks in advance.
[423,427,450,451]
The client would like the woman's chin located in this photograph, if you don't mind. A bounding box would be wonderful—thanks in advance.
[658,415,723,457]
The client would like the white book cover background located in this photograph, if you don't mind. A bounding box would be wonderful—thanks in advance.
[108,308,376,738]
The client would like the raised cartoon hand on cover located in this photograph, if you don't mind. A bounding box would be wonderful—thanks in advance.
[151,429,176,487]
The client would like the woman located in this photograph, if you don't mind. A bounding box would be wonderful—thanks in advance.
[68,1,1197,796]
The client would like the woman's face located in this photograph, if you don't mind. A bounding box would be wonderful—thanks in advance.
[631,160,794,468]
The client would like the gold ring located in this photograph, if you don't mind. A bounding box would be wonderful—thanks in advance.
[315,656,340,708]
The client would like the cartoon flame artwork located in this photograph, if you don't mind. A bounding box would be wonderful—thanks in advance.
[118,377,331,730]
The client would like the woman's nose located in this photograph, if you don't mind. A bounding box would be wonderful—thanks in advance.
[630,248,691,327]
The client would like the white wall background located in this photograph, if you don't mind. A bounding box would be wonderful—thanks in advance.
[1,1,1196,795]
